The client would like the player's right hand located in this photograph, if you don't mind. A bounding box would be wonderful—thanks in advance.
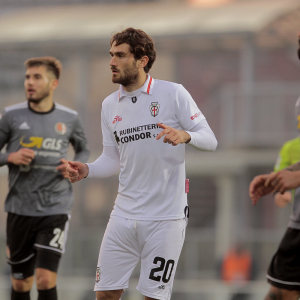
[7,148,35,165]
[66,161,89,183]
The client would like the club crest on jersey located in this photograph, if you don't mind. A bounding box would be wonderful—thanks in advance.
[132,96,137,103]
[55,123,67,135]
[95,267,101,283]
[150,102,160,117]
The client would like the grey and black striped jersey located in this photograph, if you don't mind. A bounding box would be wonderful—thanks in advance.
[0,101,90,216]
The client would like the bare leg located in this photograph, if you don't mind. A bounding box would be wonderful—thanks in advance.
[145,297,159,300]
[35,268,57,290]
[11,275,34,292]
[265,285,300,300]
[96,290,123,300]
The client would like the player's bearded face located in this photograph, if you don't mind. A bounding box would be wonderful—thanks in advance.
[111,60,139,87]
[24,66,52,103]
[26,85,51,103]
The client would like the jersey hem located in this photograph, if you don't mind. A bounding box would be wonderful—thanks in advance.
[110,211,186,221]
[94,285,128,291]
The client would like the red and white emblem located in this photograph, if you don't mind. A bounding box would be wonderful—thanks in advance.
[95,267,101,283]
[112,116,122,124]
[149,102,160,117]
[55,122,67,135]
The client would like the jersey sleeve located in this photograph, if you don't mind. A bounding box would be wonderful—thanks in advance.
[274,142,291,172]
[70,116,90,163]
[175,84,206,131]
[101,101,117,147]
[86,145,120,178]
[187,119,217,151]
[0,110,12,166]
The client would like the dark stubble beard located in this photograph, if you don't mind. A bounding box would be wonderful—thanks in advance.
[27,89,50,104]
[112,64,139,87]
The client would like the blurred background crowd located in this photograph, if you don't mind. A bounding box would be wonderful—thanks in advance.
[0,0,300,299]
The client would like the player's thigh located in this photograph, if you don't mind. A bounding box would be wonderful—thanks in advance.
[34,214,69,255]
[6,213,37,279]
[267,228,300,290]
[137,218,187,300]
[95,216,140,291]
[96,290,123,300]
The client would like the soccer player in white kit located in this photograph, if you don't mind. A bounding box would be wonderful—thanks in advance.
[67,27,217,300]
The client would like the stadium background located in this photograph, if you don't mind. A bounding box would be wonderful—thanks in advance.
[0,0,300,299]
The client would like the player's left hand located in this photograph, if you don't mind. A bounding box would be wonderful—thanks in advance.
[156,123,191,146]
[56,158,69,178]
[249,173,273,205]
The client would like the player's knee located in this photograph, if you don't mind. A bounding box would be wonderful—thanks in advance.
[96,290,123,300]
[12,277,33,292]
[36,274,55,290]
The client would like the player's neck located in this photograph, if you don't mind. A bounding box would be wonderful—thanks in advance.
[28,95,54,113]
[123,72,147,93]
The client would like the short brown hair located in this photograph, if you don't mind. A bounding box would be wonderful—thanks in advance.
[110,27,156,73]
[24,56,62,79]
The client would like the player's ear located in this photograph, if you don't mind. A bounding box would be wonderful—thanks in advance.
[139,56,149,69]
[51,79,59,91]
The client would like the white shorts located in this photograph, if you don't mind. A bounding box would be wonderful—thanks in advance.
[94,215,187,300]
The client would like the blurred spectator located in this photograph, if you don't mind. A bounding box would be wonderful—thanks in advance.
[220,244,254,300]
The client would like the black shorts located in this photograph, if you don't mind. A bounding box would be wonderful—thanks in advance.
[267,227,300,290]
[6,213,69,279]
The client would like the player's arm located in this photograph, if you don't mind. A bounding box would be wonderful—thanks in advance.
[58,116,90,177]
[156,120,217,151]
[285,161,300,171]
[7,148,35,166]
[67,145,120,183]
[274,191,292,208]
[249,173,273,205]
[69,117,90,163]
[156,123,191,145]
[265,170,300,194]
[156,84,217,150]
[0,111,35,167]
[273,142,293,207]
[249,170,300,204]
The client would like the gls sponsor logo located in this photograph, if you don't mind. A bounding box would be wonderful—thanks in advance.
[20,136,63,150]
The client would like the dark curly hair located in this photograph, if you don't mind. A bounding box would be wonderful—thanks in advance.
[110,27,156,73]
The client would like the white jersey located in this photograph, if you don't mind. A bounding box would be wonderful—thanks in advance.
[101,75,206,221]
